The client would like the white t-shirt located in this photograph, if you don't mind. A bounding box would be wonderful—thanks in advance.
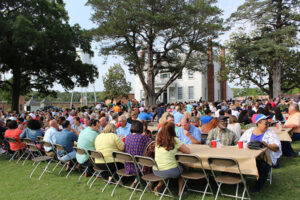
[227,123,241,139]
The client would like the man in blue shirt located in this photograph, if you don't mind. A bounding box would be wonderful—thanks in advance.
[54,120,78,162]
[116,115,131,138]
[177,117,201,144]
[174,108,184,124]
[138,107,152,121]
[200,109,213,126]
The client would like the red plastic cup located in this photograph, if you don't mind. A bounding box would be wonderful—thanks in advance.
[211,140,217,148]
[238,141,243,149]
[122,137,125,142]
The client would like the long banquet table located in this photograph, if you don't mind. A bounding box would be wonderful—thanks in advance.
[187,144,272,178]
[269,127,292,142]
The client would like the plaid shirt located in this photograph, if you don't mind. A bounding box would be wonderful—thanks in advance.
[207,127,238,146]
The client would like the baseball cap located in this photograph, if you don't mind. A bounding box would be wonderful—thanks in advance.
[255,114,271,123]
[139,107,145,112]
[218,116,229,121]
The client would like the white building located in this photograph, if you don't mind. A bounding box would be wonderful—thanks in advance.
[134,61,233,104]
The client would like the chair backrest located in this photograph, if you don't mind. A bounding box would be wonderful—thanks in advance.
[27,143,40,152]
[6,137,17,143]
[208,157,238,168]
[175,154,201,164]
[23,138,35,145]
[54,144,65,151]
[37,136,44,142]
[74,147,87,155]
[112,151,134,163]
[43,141,52,148]
[88,149,104,160]
[134,155,156,167]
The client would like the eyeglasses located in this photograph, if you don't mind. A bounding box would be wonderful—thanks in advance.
[260,122,270,126]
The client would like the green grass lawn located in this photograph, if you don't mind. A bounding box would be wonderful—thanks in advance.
[1,143,300,200]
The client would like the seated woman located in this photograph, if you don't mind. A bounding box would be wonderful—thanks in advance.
[94,123,124,178]
[124,120,152,187]
[239,114,281,192]
[153,121,190,196]
[238,110,252,125]
[4,120,25,154]
[20,119,44,144]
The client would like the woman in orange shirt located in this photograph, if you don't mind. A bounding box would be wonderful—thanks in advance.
[4,120,25,151]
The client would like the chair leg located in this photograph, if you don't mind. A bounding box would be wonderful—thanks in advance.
[202,182,209,200]
[30,162,41,178]
[66,161,77,178]
[9,151,18,162]
[16,151,26,164]
[235,184,239,200]
[52,161,61,172]
[241,187,246,200]
[179,179,188,200]
[89,175,98,189]
[111,175,123,196]
[39,159,53,180]
[269,168,272,184]
[129,181,140,200]
[159,180,170,200]
[215,183,222,200]
[87,171,97,185]
[58,162,67,175]
[22,153,31,165]
[78,167,88,181]
[139,181,150,200]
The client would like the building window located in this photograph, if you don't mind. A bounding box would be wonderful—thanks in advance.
[188,70,194,79]
[178,87,183,100]
[161,73,168,78]
[188,86,194,99]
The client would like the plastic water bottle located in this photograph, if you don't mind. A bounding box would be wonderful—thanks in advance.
[243,140,248,149]
[216,135,221,148]
[278,121,282,131]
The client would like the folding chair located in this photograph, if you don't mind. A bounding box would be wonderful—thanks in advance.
[28,143,54,180]
[111,151,141,200]
[175,154,213,200]
[208,157,251,200]
[53,144,78,178]
[5,137,23,162]
[73,147,89,181]
[134,155,174,200]
[37,136,44,142]
[43,141,60,172]
[19,138,36,165]
[88,149,117,191]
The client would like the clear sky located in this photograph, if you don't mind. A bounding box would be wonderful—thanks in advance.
[57,0,246,92]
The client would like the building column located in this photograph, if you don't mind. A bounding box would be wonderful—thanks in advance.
[220,47,227,100]
[207,39,215,102]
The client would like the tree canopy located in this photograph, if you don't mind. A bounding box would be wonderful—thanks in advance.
[87,0,224,105]
[102,64,132,101]
[0,0,98,113]
[226,0,300,98]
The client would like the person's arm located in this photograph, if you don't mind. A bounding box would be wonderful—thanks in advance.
[178,144,191,154]
[19,128,26,139]
[206,130,214,145]
[283,123,299,128]
[262,142,279,152]
[184,130,201,144]
[115,134,125,151]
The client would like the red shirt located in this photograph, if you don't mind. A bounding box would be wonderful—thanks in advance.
[4,129,25,151]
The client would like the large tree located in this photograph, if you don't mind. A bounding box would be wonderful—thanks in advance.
[87,0,224,105]
[102,64,132,102]
[0,0,98,113]
[227,0,300,98]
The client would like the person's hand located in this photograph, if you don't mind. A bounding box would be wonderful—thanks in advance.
[208,142,213,148]
[184,130,190,137]
[262,141,268,148]
[120,135,125,140]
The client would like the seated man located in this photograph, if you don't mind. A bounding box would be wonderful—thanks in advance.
[206,116,238,146]
[116,115,131,138]
[99,117,107,132]
[54,120,78,163]
[177,117,201,144]
[43,120,59,157]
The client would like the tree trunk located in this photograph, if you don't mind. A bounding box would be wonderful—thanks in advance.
[11,67,21,113]
[272,60,281,98]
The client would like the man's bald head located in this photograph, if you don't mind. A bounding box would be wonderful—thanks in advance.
[49,120,58,129]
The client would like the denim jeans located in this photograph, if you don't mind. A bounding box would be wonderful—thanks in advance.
[58,150,76,162]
